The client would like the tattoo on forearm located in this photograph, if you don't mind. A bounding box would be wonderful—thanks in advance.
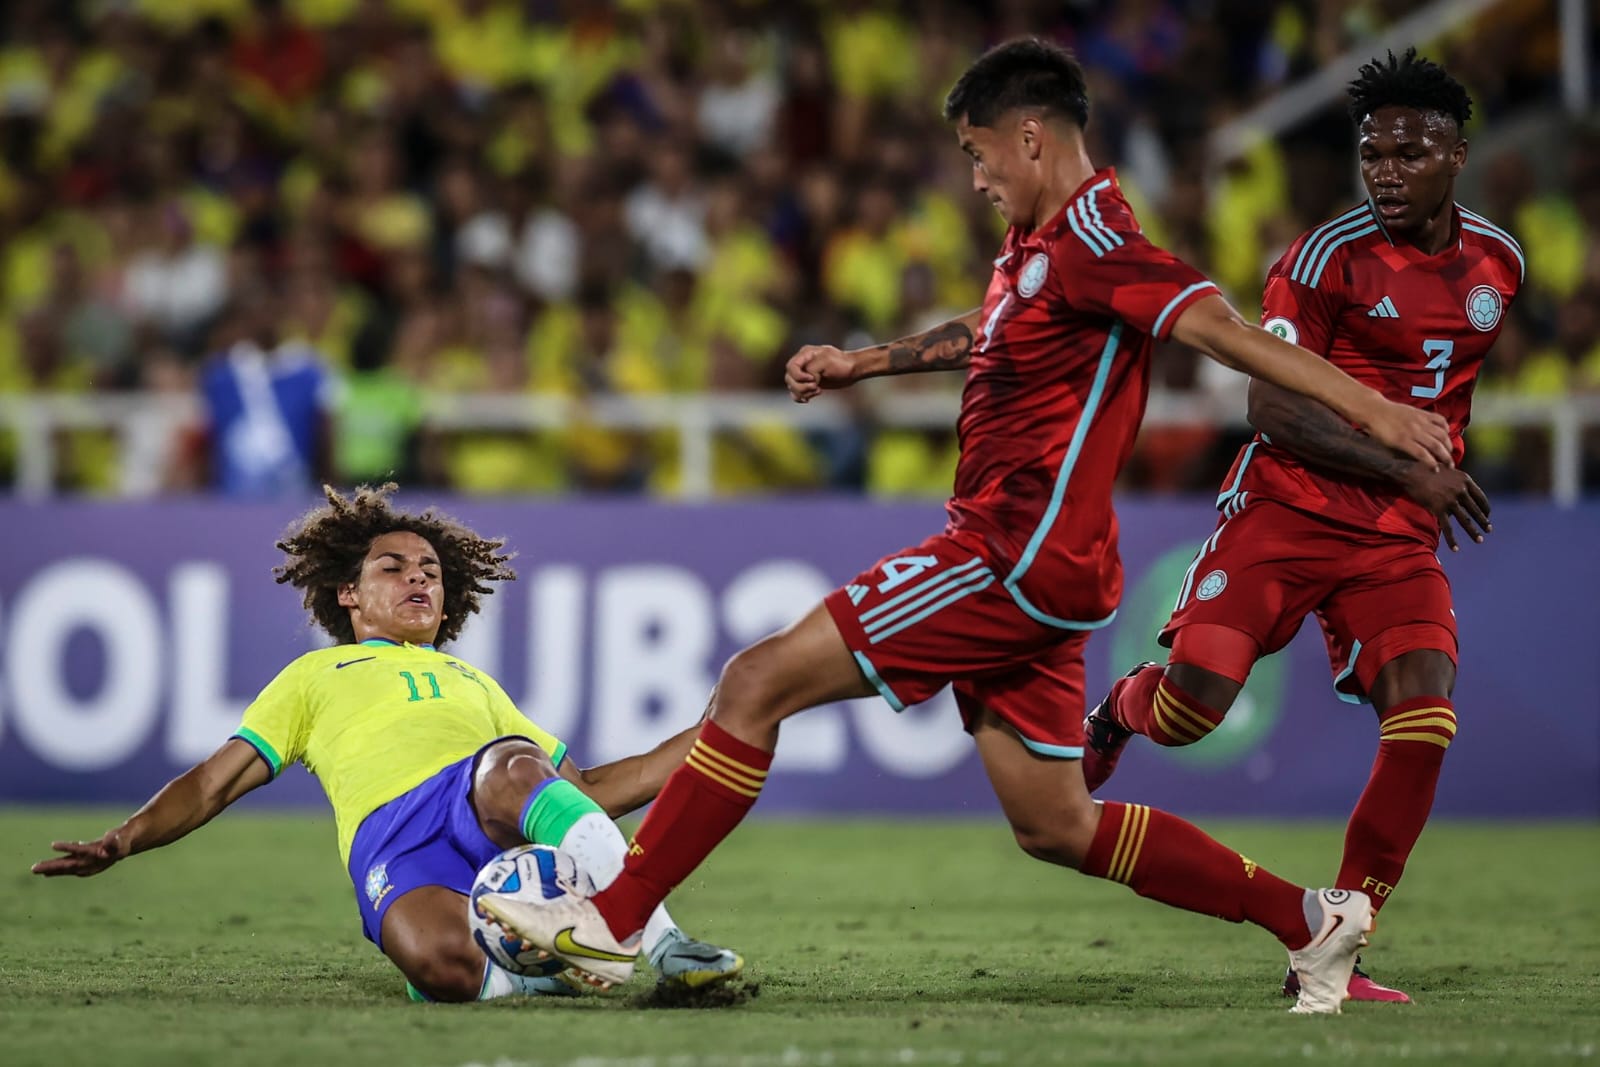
[886,321,974,372]
[1271,404,1410,482]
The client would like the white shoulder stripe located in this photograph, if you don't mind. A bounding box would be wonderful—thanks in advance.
[1067,200,1111,256]
[1081,180,1124,249]
[1290,205,1369,282]
[1305,224,1377,288]
[1458,208,1526,281]
[1064,182,1124,257]
[1151,281,1219,338]
[1461,222,1525,282]
[1458,207,1520,244]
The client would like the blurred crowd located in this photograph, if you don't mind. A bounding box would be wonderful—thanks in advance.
[0,0,1594,498]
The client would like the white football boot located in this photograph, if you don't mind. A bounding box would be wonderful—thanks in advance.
[1287,888,1375,1014]
[648,928,745,989]
[476,891,641,990]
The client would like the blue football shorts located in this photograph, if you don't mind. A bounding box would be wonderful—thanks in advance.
[346,736,544,948]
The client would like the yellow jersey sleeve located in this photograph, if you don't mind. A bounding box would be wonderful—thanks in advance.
[480,671,566,768]
[233,657,314,778]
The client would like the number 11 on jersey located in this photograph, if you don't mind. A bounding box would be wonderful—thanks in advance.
[399,671,442,701]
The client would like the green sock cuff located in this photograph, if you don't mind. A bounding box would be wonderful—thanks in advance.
[519,777,604,845]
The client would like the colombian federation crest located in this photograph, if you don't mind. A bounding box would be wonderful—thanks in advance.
[1196,570,1228,601]
[1466,285,1503,332]
[1017,252,1050,298]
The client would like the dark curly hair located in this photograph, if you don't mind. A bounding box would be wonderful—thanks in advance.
[1347,48,1472,132]
[274,484,516,647]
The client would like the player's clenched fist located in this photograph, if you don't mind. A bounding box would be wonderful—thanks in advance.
[785,345,858,403]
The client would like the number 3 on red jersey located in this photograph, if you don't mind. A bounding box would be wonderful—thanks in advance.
[1411,339,1454,400]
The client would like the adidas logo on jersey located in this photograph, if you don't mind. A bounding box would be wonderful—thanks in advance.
[1367,296,1400,319]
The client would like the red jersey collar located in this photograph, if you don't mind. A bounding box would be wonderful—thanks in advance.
[1372,200,1463,269]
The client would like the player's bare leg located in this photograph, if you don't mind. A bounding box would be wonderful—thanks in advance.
[1082,631,1247,791]
[970,709,1370,1013]
[471,739,744,990]
[703,602,879,747]
[1284,648,1457,1005]
[473,739,566,849]
[481,603,874,987]
[381,885,579,1001]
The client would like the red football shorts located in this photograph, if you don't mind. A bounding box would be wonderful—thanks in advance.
[823,530,1092,756]
[1160,498,1456,703]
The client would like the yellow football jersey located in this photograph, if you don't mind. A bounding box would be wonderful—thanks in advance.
[233,639,565,864]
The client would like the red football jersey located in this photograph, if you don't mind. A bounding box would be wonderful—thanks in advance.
[1217,201,1523,544]
[947,168,1218,628]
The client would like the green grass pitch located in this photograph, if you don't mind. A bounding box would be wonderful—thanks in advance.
[2,811,1596,1067]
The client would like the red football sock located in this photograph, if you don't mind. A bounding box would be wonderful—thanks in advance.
[1336,696,1456,913]
[1113,669,1227,747]
[1083,801,1313,949]
[592,719,771,941]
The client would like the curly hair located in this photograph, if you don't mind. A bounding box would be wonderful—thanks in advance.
[274,484,516,648]
[1347,48,1472,131]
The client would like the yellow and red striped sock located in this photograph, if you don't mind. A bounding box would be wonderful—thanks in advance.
[1117,670,1227,747]
[593,720,771,941]
[1336,696,1456,911]
[1083,801,1313,948]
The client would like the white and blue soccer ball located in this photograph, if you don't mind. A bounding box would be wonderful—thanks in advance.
[469,844,594,977]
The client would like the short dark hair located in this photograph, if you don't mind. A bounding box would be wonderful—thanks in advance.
[275,484,515,647]
[1346,48,1472,132]
[943,38,1089,130]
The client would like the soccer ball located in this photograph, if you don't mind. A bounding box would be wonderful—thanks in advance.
[469,844,594,977]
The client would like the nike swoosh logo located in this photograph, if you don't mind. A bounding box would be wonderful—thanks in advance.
[554,927,638,964]
[1315,913,1346,947]
[335,657,377,669]
[669,950,730,965]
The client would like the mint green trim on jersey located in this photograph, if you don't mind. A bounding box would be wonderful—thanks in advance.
[853,651,907,712]
[1151,281,1218,339]
[1019,737,1085,759]
[1002,320,1124,629]
[233,727,283,778]
[1215,439,1261,508]
[1333,638,1368,706]
[1006,584,1118,631]
[866,569,995,644]
[360,638,435,650]
[1290,205,1367,284]
[1459,207,1525,282]
[1305,224,1378,288]
[549,741,567,768]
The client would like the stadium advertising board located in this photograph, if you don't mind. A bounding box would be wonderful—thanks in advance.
[0,499,1594,817]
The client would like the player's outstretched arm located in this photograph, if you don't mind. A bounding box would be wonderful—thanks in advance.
[31,739,270,877]
[1171,294,1453,467]
[785,308,982,403]
[1249,378,1492,551]
[560,723,702,819]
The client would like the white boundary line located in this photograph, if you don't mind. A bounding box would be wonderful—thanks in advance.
[449,1038,1598,1067]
